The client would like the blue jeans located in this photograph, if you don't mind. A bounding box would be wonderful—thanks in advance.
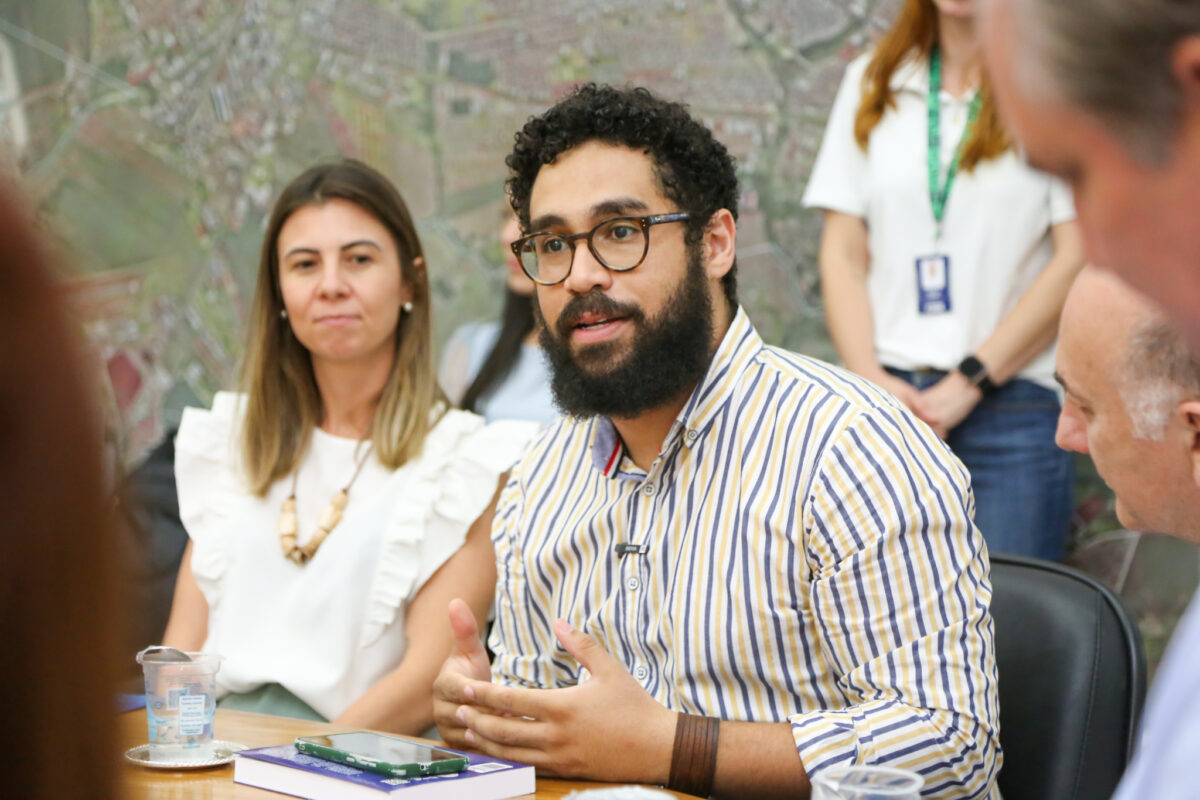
[887,368,1074,560]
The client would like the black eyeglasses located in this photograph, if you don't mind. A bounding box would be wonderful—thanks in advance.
[511,212,690,285]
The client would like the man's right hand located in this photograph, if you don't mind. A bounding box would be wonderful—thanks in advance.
[432,598,493,749]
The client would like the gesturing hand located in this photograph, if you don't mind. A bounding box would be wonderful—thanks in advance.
[432,598,493,750]
[455,619,677,782]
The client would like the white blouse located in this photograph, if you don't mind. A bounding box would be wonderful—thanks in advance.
[803,52,1076,390]
[175,391,537,720]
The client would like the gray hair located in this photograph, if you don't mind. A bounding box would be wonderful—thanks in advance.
[1121,312,1200,438]
[1014,0,1200,164]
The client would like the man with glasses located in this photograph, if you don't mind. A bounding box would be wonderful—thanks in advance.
[433,84,1001,799]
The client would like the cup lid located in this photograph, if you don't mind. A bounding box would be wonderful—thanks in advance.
[136,646,224,668]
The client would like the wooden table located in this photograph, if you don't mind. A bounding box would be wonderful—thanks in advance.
[120,708,700,799]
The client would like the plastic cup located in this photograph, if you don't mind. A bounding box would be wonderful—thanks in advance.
[811,766,924,800]
[135,648,224,761]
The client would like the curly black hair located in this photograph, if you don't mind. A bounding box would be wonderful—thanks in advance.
[506,83,739,307]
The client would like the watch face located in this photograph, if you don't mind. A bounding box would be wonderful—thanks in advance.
[958,356,986,382]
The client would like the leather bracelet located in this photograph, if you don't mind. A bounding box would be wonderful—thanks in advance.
[667,713,720,798]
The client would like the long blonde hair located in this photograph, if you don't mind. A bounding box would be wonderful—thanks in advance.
[240,159,444,496]
[853,0,1010,171]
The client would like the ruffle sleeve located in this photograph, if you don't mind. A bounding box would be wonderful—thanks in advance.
[174,391,246,594]
[360,410,539,648]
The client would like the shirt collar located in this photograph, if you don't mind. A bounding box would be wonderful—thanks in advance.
[590,416,626,477]
[889,51,979,101]
[588,305,763,477]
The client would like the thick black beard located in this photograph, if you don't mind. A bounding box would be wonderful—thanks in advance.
[537,248,715,419]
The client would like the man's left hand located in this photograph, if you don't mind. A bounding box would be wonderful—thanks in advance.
[914,371,984,438]
[455,619,677,782]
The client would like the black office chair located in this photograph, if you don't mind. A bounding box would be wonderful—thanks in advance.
[990,553,1146,800]
[116,428,189,655]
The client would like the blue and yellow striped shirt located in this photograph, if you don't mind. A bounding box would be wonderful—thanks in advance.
[489,308,1001,798]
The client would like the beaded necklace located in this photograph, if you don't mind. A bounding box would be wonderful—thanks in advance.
[278,439,374,565]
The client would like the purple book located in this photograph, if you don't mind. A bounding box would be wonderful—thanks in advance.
[234,743,535,800]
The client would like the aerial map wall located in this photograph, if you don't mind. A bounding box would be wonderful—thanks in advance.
[0,0,898,461]
[3,0,1193,675]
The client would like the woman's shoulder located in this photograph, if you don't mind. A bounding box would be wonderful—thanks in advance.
[180,390,243,422]
[177,391,244,450]
[847,49,873,74]
[361,407,539,646]
[175,393,250,583]
[838,47,925,93]
[832,50,873,90]
[424,407,539,471]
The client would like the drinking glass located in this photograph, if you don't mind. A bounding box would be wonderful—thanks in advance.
[136,647,224,761]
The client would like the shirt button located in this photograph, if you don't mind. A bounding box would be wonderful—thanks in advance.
[642,483,656,497]
[626,576,640,591]
[686,429,699,442]
[634,665,648,680]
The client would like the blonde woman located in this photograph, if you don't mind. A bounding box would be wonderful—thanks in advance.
[162,160,535,733]
[804,0,1084,559]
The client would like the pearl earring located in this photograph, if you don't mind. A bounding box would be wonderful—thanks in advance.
[402,301,414,313]
[280,309,288,320]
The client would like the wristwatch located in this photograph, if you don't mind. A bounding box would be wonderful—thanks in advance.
[956,355,998,394]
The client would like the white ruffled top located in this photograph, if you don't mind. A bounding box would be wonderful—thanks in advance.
[175,391,537,721]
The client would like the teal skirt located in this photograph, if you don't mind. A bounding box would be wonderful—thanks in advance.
[217,683,327,722]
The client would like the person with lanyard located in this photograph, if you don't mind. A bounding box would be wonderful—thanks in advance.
[161,160,536,731]
[803,0,1084,560]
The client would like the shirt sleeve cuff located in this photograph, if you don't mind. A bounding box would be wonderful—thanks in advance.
[790,708,863,777]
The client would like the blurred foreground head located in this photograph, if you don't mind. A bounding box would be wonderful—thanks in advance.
[980,0,1200,344]
[0,187,120,798]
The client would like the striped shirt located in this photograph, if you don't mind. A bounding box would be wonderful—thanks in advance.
[489,307,1001,798]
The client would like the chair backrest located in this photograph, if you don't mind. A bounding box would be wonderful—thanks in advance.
[117,428,188,659]
[991,553,1146,800]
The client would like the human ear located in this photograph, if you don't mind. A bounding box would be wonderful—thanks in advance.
[397,256,424,310]
[1171,36,1200,105]
[701,209,736,282]
[1180,399,1200,488]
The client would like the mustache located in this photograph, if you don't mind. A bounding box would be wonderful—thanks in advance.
[554,292,644,339]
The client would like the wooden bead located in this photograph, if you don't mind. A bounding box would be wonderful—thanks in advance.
[301,530,328,561]
[317,503,343,531]
[279,445,371,565]
[309,528,330,550]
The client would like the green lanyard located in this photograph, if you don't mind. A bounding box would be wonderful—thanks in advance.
[927,46,981,240]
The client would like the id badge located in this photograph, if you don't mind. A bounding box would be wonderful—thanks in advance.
[915,254,952,314]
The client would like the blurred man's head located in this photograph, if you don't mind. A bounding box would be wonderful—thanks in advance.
[1055,267,1200,542]
[980,0,1200,344]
